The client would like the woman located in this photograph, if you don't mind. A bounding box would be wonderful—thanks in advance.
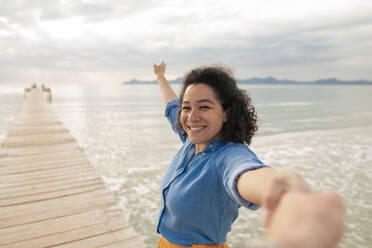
[153,60,310,248]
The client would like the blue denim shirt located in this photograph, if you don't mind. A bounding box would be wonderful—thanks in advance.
[156,99,269,246]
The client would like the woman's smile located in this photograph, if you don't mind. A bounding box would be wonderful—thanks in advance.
[188,126,206,132]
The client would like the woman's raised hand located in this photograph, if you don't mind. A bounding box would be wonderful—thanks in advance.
[153,60,177,103]
[153,60,166,77]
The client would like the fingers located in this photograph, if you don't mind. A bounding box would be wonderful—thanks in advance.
[265,191,344,248]
[264,175,288,210]
[315,190,345,230]
[153,60,165,67]
[261,175,288,226]
[319,190,344,209]
[153,60,166,76]
[262,170,311,226]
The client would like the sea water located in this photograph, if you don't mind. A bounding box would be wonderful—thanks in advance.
[1,83,371,248]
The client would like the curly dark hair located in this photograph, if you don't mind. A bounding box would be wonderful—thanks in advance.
[176,65,258,145]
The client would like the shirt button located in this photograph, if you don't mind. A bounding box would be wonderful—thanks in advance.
[202,152,205,155]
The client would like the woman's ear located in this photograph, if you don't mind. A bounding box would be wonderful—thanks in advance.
[223,107,230,123]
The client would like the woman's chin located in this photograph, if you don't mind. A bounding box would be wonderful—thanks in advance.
[189,138,204,145]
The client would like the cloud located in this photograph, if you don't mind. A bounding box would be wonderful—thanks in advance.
[0,0,371,83]
[64,0,163,23]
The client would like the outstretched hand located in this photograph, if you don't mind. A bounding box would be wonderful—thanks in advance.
[153,60,166,77]
[261,169,311,226]
[264,190,344,248]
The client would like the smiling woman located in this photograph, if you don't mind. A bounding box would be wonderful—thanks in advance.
[150,61,335,248]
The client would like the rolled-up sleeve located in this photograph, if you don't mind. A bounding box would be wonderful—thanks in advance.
[219,145,270,209]
[165,98,186,143]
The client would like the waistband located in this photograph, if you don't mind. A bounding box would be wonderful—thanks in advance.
[157,236,229,248]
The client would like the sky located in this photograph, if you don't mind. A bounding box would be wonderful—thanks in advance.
[1,0,372,84]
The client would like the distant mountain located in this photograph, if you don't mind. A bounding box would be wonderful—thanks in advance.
[311,78,372,85]
[123,77,372,85]
[124,77,183,85]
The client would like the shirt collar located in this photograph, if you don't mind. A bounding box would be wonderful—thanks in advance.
[201,140,227,154]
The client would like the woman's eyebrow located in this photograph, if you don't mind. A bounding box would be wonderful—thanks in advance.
[197,99,216,104]
[182,99,216,105]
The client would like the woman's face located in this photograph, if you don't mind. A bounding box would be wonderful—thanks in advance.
[180,83,228,153]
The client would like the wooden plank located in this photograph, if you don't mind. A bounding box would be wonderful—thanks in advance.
[0,208,126,244]
[8,125,67,135]
[50,228,140,248]
[0,183,106,207]
[0,167,100,189]
[1,136,76,148]
[95,236,145,248]
[0,88,143,247]
[0,189,116,229]
[12,120,63,126]
[0,152,89,169]
[0,149,85,165]
[0,152,87,167]
[0,142,82,157]
[0,159,91,176]
[0,175,103,199]
[1,220,133,248]
[3,132,75,143]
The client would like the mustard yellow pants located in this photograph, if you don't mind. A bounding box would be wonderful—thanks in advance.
[157,236,229,248]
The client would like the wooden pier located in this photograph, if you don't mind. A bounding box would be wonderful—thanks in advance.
[0,88,144,248]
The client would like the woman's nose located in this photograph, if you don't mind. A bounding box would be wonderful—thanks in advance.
[188,109,200,122]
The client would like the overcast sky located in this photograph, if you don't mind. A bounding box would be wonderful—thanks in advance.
[1,0,371,84]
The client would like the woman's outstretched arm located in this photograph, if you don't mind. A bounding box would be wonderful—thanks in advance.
[237,168,311,225]
[153,60,178,104]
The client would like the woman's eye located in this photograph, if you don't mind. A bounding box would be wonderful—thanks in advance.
[200,106,210,110]
[182,106,191,111]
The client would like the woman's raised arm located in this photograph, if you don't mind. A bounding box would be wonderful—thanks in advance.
[153,60,178,104]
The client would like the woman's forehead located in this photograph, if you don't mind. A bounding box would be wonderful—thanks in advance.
[183,83,218,101]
